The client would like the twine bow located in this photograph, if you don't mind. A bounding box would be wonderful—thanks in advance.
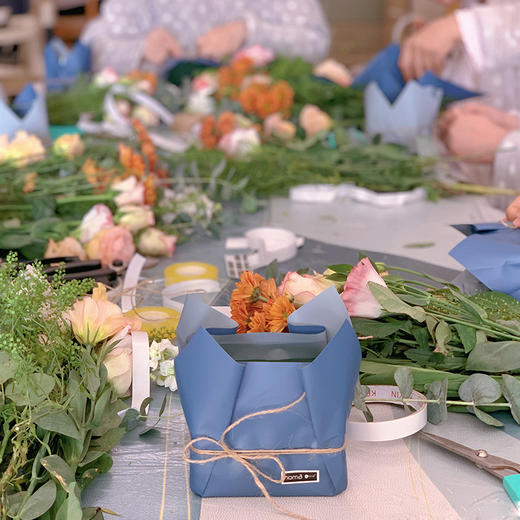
[183,392,347,520]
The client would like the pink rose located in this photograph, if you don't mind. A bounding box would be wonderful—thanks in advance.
[341,258,387,318]
[279,271,331,307]
[137,228,177,257]
[233,45,275,67]
[112,176,146,207]
[44,237,86,260]
[218,128,260,158]
[117,205,155,233]
[263,113,297,140]
[86,226,136,267]
[192,71,218,94]
[79,203,114,243]
[313,59,353,87]
[299,104,333,138]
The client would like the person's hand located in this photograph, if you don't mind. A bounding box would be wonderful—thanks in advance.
[457,103,520,132]
[399,14,461,81]
[505,196,520,227]
[196,20,247,60]
[143,27,182,65]
[437,108,509,163]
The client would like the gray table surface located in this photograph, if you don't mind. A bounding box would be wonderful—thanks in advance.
[83,196,520,520]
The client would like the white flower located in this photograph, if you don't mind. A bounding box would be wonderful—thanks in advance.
[218,127,260,158]
[112,176,146,207]
[186,91,216,116]
[79,203,114,243]
[94,67,119,87]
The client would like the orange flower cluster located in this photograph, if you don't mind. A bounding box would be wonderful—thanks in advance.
[82,158,114,193]
[217,57,254,99]
[238,80,294,119]
[230,271,295,334]
[200,111,236,149]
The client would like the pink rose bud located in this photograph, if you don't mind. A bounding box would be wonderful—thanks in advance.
[299,104,333,138]
[218,128,260,158]
[313,59,353,87]
[79,203,114,243]
[113,176,146,207]
[137,228,177,257]
[86,225,136,267]
[341,258,387,318]
[278,271,331,307]
[233,45,275,67]
[117,205,155,233]
[264,113,297,140]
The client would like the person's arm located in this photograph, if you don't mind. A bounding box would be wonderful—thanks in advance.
[456,3,520,70]
[242,0,331,63]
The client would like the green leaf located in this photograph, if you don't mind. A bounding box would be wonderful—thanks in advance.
[351,318,402,339]
[91,427,125,453]
[0,233,33,249]
[5,373,55,406]
[394,367,413,399]
[120,408,140,432]
[6,492,26,517]
[0,351,16,384]
[449,290,487,321]
[466,341,520,373]
[82,508,105,520]
[18,480,57,520]
[41,455,75,493]
[240,192,257,213]
[455,324,477,354]
[434,321,451,355]
[353,380,373,422]
[411,326,430,350]
[139,397,153,418]
[459,374,502,405]
[327,264,350,275]
[92,400,123,437]
[425,316,438,340]
[31,196,57,220]
[473,407,504,427]
[325,272,347,283]
[66,371,86,426]
[265,259,279,282]
[369,282,426,322]
[79,450,104,467]
[55,482,82,520]
[92,389,112,428]
[79,454,113,489]
[34,407,82,440]
[425,379,448,425]
[502,375,520,424]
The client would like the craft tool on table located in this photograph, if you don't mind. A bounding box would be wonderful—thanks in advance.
[420,431,520,509]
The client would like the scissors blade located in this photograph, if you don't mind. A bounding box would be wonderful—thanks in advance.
[420,431,520,479]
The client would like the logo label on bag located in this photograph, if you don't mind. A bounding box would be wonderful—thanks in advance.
[282,470,320,484]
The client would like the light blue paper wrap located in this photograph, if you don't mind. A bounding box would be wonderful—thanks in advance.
[450,222,520,299]
[0,84,50,143]
[175,287,361,497]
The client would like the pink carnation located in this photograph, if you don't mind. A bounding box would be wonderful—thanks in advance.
[86,226,136,267]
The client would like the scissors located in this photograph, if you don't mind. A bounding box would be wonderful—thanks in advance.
[420,431,520,509]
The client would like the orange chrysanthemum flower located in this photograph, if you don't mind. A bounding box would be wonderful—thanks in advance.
[230,299,251,334]
[217,111,235,135]
[238,81,294,120]
[248,311,268,333]
[266,295,295,333]
[260,277,278,301]
[119,143,146,178]
[143,175,157,206]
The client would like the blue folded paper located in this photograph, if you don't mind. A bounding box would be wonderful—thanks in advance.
[450,222,520,299]
[175,287,361,497]
[353,44,479,103]
[0,84,49,142]
[44,37,91,90]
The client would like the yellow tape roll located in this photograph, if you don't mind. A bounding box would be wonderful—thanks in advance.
[125,306,181,335]
[164,262,218,287]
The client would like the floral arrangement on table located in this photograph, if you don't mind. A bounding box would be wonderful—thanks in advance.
[226,260,520,428]
[0,122,224,262]
[0,254,144,519]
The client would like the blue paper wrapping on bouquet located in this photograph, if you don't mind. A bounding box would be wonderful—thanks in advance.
[0,84,49,142]
[44,37,91,90]
[175,287,361,497]
[450,222,520,299]
[353,44,480,103]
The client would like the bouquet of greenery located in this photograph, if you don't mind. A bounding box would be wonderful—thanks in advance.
[0,255,141,519]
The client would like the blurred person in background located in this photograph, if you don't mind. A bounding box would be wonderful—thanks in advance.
[80,0,330,74]
[399,1,520,191]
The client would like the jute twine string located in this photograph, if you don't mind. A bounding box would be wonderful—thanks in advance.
[183,392,347,520]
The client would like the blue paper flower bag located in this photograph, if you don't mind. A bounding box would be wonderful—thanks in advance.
[175,287,361,498]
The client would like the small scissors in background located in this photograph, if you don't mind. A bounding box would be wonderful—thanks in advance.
[420,431,520,510]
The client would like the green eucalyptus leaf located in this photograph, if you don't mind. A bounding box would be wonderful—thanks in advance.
[79,450,104,467]
[425,379,448,425]
[425,316,438,340]
[368,282,426,322]
[18,480,57,520]
[91,427,125,453]
[502,375,520,424]
[394,367,413,399]
[41,455,75,493]
[5,373,55,406]
[92,400,123,437]
[434,321,451,355]
[353,380,373,422]
[139,397,153,418]
[31,196,57,220]
[92,389,111,428]
[55,482,82,520]
[466,341,520,373]
[265,259,279,282]
[33,406,82,440]
[327,264,350,275]
[0,233,33,249]
[79,454,113,489]
[352,318,401,339]
[472,407,504,427]
[120,408,140,432]
[0,351,16,384]
[459,374,501,405]
[82,508,105,520]
[66,371,86,426]
[6,491,26,517]
[454,324,477,354]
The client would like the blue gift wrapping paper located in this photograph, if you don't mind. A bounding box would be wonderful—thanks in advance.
[175,287,361,497]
